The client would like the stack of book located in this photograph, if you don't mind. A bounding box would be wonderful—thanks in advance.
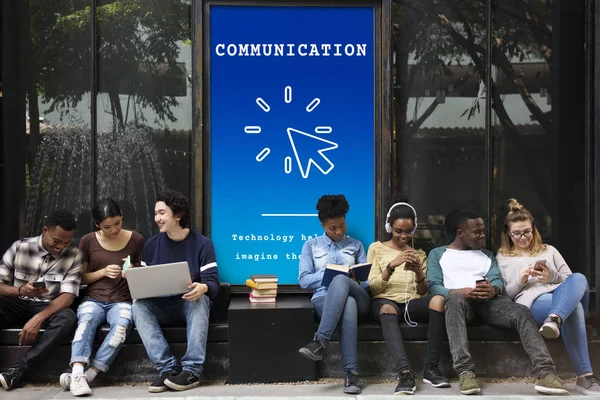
[245,274,278,303]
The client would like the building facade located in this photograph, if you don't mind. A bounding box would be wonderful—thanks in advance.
[1,0,598,310]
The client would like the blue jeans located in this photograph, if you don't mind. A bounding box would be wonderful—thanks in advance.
[70,298,133,372]
[312,274,370,373]
[131,295,211,377]
[530,273,592,376]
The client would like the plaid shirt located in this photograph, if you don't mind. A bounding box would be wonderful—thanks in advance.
[0,234,83,301]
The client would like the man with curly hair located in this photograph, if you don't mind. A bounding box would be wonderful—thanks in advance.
[132,189,220,393]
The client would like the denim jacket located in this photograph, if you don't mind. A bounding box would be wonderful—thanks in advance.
[298,233,368,300]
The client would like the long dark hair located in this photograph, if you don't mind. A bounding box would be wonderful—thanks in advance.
[92,198,122,227]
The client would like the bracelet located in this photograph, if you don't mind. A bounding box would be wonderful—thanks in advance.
[415,277,426,284]
[385,264,395,275]
[18,285,23,296]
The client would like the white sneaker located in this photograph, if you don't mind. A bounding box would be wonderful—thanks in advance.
[70,374,91,397]
[59,373,71,390]
[539,316,561,339]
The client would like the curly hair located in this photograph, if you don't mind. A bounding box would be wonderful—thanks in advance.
[45,209,76,231]
[157,189,191,228]
[498,199,545,256]
[316,194,349,222]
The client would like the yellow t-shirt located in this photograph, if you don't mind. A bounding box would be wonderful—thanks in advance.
[366,241,428,303]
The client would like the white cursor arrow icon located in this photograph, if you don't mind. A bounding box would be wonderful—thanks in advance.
[287,127,339,179]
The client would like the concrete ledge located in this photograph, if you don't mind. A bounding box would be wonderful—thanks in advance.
[2,339,598,383]
[0,343,229,383]
[0,381,595,399]
[319,340,600,379]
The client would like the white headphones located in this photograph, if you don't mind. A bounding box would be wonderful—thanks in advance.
[385,202,418,233]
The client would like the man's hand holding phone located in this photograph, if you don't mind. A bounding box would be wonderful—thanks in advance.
[19,280,48,298]
[32,280,46,289]
[471,278,495,300]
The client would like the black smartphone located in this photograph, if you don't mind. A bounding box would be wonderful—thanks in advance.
[32,280,46,289]
[475,278,486,284]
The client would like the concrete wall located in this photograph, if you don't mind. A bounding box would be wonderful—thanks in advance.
[1,339,598,383]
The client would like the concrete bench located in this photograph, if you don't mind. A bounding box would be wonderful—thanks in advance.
[0,284,232,383]
[0,283,231,345]
[1,289,598,383]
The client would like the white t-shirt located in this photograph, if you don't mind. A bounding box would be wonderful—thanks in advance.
[439,248,492,289]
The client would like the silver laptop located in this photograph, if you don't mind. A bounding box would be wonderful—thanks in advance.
[126,261,192,300]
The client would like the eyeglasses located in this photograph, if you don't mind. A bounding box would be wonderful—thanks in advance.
[394,228,416,235]
[509,230,533,239]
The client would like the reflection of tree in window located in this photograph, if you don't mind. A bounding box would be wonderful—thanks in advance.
[24,0,191,236]
[392,0,555,247]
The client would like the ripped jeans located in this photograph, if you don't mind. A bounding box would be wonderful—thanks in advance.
[70,298,133,372]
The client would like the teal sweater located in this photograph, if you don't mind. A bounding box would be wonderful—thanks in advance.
[426,245,505,298]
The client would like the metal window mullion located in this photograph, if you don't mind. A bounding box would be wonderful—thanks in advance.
[90,0,97,230]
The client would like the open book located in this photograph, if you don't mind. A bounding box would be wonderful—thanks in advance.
[321,263,372,287]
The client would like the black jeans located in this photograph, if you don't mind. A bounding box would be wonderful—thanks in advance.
[445,293,556,377]
[0,296,77,372]
[371,295,446,372]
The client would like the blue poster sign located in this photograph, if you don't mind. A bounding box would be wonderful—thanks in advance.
[209,5,375,284]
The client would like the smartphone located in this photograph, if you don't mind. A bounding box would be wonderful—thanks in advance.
[475,277,486,284]
[533,260,546,271]
[32,280,46,289]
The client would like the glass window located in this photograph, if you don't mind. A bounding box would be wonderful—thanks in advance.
[95,0,192,237]
[492,0,588,274]
[391,1,488,251]
[24,1,92,243]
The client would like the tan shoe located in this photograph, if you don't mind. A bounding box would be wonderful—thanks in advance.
[459,371,481,395]
[535,373,569,395]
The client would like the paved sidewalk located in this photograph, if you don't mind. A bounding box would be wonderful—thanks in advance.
[2,380,589,400]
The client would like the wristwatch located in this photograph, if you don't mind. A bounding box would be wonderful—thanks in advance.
[385,263,395,275]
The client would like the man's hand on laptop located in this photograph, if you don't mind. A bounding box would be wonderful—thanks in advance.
[182,282,208,302]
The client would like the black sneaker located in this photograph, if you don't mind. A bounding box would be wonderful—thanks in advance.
[298,337,326,361]
[164,370,200,391]
[343,371,361,394]
[395,370,416,395]
[0,366,25,390]
[423,364,451,388]
[148,371,172,393]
